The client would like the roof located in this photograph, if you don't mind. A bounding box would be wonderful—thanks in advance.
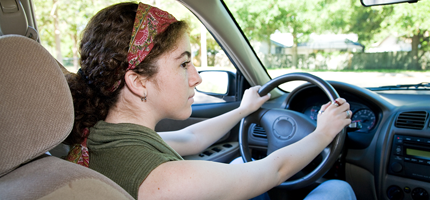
[270,31,364,50]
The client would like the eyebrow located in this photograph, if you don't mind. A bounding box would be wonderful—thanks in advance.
[175,51,191,60]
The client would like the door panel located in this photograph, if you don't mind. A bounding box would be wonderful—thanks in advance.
[154,102,241,163]
[191,101,241,118]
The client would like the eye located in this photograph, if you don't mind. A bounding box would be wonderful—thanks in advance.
[180,60,191,68]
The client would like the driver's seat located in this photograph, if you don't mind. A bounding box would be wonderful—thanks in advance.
[0,35,133,200]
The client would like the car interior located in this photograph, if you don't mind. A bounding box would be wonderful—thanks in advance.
[0,0,429,200]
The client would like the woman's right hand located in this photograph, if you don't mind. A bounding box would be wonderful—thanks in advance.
[314,98,351,140]
[238,85,271,115]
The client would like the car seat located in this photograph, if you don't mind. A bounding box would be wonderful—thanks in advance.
[0,35,134,200]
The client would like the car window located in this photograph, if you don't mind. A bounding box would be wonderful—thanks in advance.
[224,0,430,93]
[33,0,236,104]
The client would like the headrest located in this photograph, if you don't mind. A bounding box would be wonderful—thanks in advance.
[0,35,74,177]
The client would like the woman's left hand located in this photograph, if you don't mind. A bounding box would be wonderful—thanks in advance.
[238,85,271,115]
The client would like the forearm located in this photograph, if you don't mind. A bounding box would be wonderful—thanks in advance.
[183,107,250,152]
[261,131,333,185]
[140,131,335,200]
[161,86,270,156]
[160,107,252,156]
[261,98,350,185]
[185,86,271,152]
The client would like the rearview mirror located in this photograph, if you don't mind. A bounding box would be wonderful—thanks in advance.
[361,0,418,6]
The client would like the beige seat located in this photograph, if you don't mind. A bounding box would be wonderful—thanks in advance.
[0,35,133,200]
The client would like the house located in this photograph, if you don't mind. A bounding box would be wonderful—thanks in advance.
[251,31,365,55]
[365,34,411,52]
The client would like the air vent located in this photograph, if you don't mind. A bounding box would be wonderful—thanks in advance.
[395,111,428,130]
[252,124,267,138]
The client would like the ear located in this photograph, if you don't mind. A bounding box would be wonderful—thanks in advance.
[123,70,147,97]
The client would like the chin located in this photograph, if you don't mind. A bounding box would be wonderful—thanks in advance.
[171,108,192,120]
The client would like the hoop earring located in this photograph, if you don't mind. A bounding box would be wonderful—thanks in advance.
[141,93,147,102]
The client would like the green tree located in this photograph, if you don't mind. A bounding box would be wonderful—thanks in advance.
[35,0,121,70]
[328,0,430,70]
[226,0,325,68]
[326,0,429,70]
[34,0,56,59]
[313,0,394,70]
[35,0,207,69]
[319,0,393,47]
[387,1,430,70]
[276,0,325,68]
[161,1,208,66]
[226,0,286,53]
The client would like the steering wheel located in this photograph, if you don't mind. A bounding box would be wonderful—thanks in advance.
[239,72,347,190]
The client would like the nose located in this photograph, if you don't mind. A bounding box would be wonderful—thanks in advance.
[189,63,202,87]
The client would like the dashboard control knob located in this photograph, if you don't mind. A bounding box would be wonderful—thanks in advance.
[395,146,403,155]
[412,188,429,200]
[387,185,404,200]
[390,162,403,173]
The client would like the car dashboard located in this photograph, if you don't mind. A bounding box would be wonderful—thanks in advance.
[287,83,382,149]
[249,81,430,200]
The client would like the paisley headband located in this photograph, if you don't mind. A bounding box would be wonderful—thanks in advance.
[110,2,177,92]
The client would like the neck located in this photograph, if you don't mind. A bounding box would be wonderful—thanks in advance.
[104,93,161,130]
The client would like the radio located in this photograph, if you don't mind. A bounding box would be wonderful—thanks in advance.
[388,134,430,182]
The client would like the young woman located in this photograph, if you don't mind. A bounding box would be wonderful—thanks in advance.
[65,2,356,200]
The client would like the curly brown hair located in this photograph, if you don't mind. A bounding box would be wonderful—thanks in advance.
[64,2,188,145]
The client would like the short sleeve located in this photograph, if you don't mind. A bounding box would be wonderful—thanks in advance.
[89,145,181,199]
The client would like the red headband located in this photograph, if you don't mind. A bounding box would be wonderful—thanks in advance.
[127,2,177,70]
[110,3,177,92]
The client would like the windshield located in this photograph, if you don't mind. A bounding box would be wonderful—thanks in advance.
[224,0,430,92]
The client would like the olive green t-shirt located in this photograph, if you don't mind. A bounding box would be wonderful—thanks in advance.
[87,121,183,199]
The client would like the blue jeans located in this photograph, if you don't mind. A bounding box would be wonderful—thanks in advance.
[230,158,356,200]
[303,179,356,200]
[250,179,356,200]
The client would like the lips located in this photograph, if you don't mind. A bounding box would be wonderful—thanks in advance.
[189,93,195,99]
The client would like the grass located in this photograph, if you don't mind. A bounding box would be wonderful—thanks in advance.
[298,68,430,73]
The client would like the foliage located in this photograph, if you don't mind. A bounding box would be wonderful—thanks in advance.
[224,0,429,70]
[34,0,128,69]
[34,0,430,70]
[388,0,430,49]
[225,0,326,68]
[225,0,324,45]
[34,0,213,68]
[322,0,429,53]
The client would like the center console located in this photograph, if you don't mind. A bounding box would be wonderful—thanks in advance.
[387,134,430,200]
